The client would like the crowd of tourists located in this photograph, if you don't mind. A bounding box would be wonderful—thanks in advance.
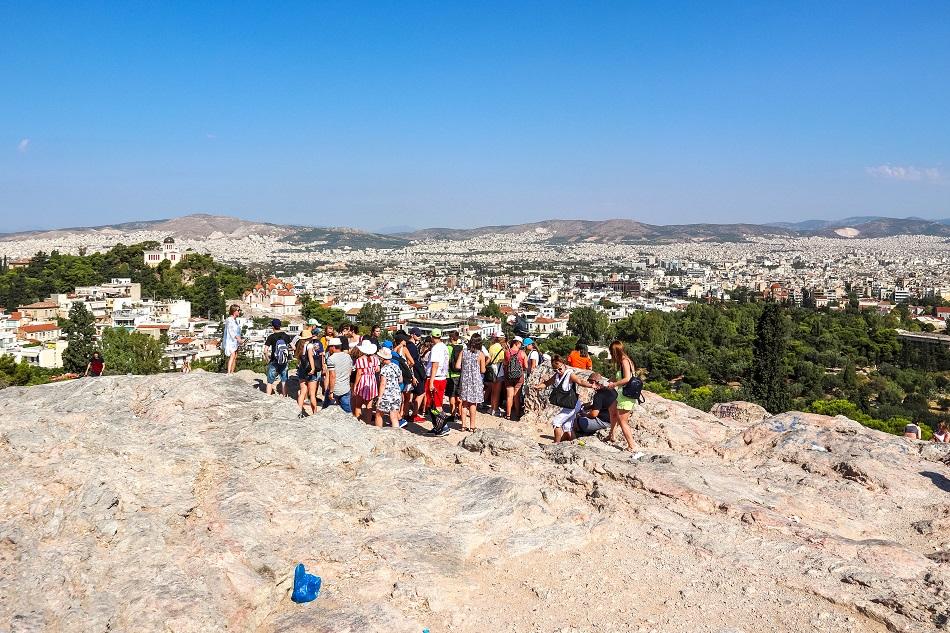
[219,305,646,448]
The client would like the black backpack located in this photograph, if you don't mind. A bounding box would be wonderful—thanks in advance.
[449,343,464,374]
[622,376,646,402]
[396,353,413,384]
[507,352,524,381]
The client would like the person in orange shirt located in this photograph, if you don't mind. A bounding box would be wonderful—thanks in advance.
[567,342,593,371]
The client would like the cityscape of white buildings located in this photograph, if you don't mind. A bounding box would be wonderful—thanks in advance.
[3,230,950,371]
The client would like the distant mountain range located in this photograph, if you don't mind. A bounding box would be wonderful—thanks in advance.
[3,213,950,247]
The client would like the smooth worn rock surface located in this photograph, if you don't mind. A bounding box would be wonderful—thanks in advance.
[1,373,949,632]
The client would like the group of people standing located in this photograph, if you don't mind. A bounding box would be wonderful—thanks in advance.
[220,304,640,450]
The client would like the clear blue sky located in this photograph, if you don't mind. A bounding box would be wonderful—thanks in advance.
[2,1,949,232]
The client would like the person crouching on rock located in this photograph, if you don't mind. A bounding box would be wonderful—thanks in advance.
[574,373,616,438]
[534,355,597,443]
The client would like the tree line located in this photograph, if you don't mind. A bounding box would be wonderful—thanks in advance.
[559,301,948,438]
[0,243,255,318]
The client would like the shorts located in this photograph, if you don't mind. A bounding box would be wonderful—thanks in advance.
[575,416,610,436]
[297,368,321,383]
[446,376,461,398]
[267,363,289,385]
[615,392,636,411]
[552,402,581,432]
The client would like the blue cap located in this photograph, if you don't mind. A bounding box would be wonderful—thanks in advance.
[382,340,394,349]
[523,338,534,346]
[271,319,282,328]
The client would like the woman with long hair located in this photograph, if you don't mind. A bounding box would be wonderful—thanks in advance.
[606,340,637,451]
[456,334,487,432]
[294,331,319,417]
[534,354,597,443]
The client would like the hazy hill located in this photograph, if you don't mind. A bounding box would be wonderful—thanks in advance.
[4,213,950,246]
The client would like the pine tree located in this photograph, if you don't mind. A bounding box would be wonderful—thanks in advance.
[62,302,97,373]
[749,303,791,413]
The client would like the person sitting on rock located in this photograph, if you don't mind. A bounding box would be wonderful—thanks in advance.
[574,373,616,438]
[534,355,597,443]
[932,421,949,443]
[903,421,922,440]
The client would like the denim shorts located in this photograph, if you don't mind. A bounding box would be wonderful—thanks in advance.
[267,363,289,384]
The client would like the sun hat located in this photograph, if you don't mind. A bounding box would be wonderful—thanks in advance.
[377,347,393,360]
[271,319,282,328]
[430,328,442,338]
[299,330,313,340]
[327,337,343,347]
[358,340,378,355]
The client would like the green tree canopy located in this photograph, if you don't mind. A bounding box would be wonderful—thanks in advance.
[62,303,97,373]
[356,302,384,328]
[568,306,611,344]
[100,328,167,375]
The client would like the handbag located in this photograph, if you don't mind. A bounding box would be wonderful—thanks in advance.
[548,370,578,409]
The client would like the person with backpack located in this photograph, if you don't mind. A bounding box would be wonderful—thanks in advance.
[424,329,450,432]
[504,337,528,420]
[264,319,293,396]
[445,330,465,424]
[606,340,639,452]
[294,330,321,417]
[391,333,416,421]
[485,333,508,416]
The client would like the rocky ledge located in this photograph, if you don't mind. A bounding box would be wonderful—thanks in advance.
[1,373,948,632]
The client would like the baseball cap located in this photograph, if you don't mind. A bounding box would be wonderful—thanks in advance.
[523,338,534,346]
[409,327,422,336]
[512,336,523,343]
[382,340,394,349]
[430,328,442,338]
[271,319,282,328]
[307,318,321,326]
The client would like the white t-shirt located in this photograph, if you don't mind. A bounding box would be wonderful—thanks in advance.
[528,350,540,369]
[426,342,450,380]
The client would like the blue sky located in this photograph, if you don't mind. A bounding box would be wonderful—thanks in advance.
[2,1,948,232]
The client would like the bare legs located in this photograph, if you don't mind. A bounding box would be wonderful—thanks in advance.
[461,401,478,432]
[608,405,636,451]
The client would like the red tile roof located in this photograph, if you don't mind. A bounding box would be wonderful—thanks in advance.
[19,323,60,333]
[20,301,59,310]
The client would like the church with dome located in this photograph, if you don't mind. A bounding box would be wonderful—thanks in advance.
[143,237,185,267]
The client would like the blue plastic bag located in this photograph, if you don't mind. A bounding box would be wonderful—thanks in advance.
[291,563,322,603]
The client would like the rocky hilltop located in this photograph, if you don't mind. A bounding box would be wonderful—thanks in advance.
[1,373,948,632]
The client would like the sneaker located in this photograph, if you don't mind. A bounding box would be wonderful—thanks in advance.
[297,411,308,419]
[436,424,451,437]
[413,415,427,423]
[398,419,408,429]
